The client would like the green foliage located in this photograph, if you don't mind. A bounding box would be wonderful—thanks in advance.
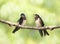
[0,0,60,44]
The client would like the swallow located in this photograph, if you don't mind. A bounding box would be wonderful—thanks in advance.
[12,13,26,33]
[34,14,49,37]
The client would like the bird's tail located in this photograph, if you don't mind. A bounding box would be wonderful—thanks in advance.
[39,30,43,37]
[12,26,20,33]
[44,29,49,36]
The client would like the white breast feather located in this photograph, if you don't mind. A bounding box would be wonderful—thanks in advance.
[22,20,26,26]
[35,18,42,27]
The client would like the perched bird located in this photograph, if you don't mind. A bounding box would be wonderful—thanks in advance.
[34,14,49,37]
[12,13,26,33]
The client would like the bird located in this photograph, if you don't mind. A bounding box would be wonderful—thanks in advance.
[12,13,26,33]
[34,14,49,37]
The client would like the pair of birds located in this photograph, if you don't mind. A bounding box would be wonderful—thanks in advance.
[12,13,49,37]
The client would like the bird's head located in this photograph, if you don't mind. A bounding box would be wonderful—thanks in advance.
[21,13,25,18]
[20,13,26,20]
[34,14,40,20]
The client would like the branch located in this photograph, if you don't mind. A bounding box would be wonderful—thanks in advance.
[0,19,60,30]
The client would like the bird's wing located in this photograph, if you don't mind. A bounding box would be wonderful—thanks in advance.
[17,17,23,25]
[39,17,44,26]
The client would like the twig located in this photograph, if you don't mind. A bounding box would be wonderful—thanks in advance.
[0,19,60,30]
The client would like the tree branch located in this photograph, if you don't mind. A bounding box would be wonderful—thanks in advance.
[0,19,60,30]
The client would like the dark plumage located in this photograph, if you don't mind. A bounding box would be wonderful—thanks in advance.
[35,14,49,37]
[12,13,26,33]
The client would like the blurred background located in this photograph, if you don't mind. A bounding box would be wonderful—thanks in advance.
[0,0,60,44]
